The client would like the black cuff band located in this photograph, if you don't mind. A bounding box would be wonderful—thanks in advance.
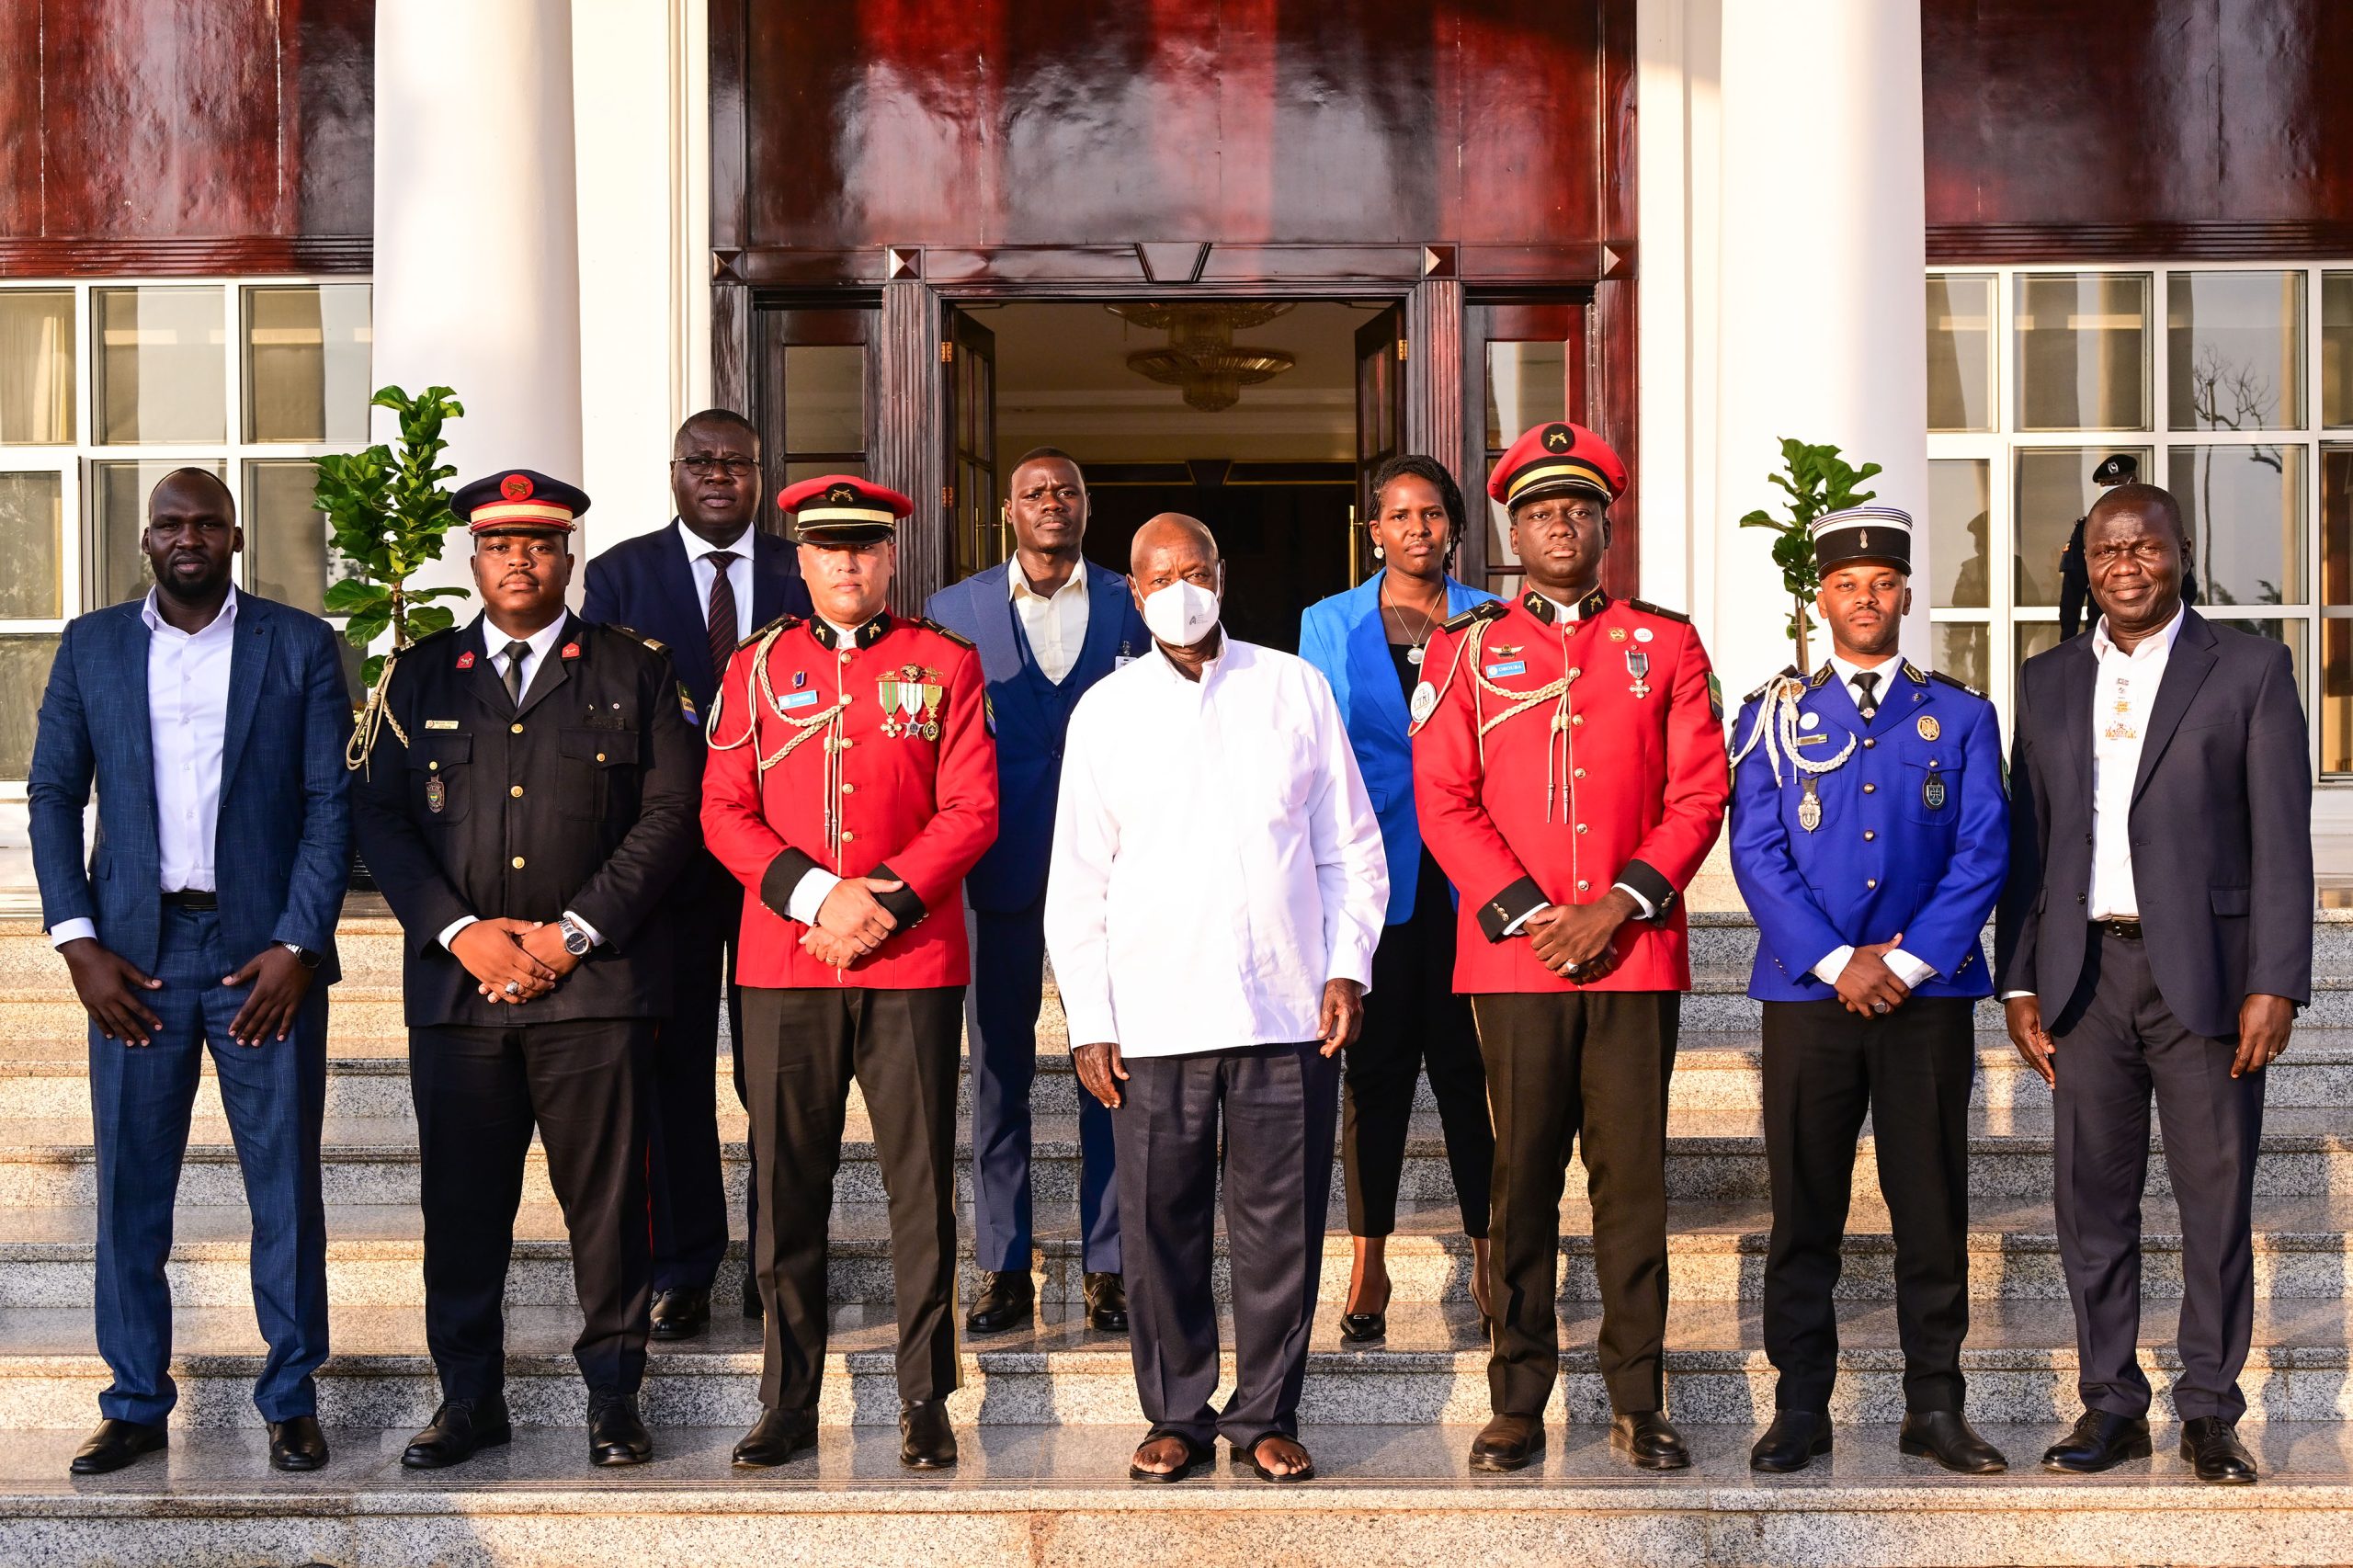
[759,847,823,920]
[1616,858,1677,922]
[869,862,927,930]
[1477,876,1550,942]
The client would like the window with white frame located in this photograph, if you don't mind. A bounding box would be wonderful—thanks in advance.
[0,278,371,782]
[1927,264,2353,777]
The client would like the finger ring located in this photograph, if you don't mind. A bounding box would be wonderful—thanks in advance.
[505,981,521,995]
[1872,1000,1890,1014]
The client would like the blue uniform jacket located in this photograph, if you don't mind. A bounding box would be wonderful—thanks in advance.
[1298,569,1495,925]
[926,560,1146,914]
[582,521,812,710]
[1728,660,2006,1001]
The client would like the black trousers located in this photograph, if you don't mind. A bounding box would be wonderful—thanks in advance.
[1342,855,1493,1238]
[742,983,963,1413]
[647,870,738,1292]
[1114,1040,1338,1450]
[409,1018,653,1400]
[2052,928,2264,1422]
[1761,996,1975,1414]
[1473,990,1677,1417]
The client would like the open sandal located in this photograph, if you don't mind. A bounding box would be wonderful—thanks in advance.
[1230,1434,1317,1483]
[1128,1431,1212,1483]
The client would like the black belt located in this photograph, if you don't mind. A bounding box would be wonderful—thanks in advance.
[2092,917,2142,940]
[162,890,219,911]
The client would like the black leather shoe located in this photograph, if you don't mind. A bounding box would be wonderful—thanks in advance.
[1337,1310,1387,1344]
[732,1406,818,1469]
[267,1415,329,1472]
[741,1271,763,1321]
[899,1399,958,1469]
[649,1287,711,1342]
[1468,1413,1545,1472]
[587,1391,652,1466]
[1084,1272,1129,1332]
[69,1418,167,1476]
[401,1397,513,1470]
[1610,1411,1691,1471]
[964,1270,1034,1335]
[2040,1410,2152,1474]
[2180,1416,2258,1483]
[1900,1410,2006,1473]
[1749,1410,1831,1473]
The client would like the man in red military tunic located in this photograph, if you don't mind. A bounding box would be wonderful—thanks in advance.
[701,475,998,1471]
[1411,421,1731,1473]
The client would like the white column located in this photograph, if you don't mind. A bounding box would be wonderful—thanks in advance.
[372,0,584,597]
[1714,0,1929,695]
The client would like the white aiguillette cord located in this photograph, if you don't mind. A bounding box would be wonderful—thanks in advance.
[1728,675,1855,786]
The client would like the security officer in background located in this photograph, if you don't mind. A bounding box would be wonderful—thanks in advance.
[703,475,998,1472]
[351,470,703,1471]
[2058,455,2198,638]
[1411,421,1731,1475]
[1728,506,2010,1477]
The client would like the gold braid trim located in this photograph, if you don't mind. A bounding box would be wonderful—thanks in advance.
[344,646,411,777]
[706,621,845,780]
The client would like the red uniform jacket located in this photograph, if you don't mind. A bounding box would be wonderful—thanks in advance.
[1411,589,1730,993]
[701,612,998,989]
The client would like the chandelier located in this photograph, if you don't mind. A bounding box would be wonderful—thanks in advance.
[1108,302,1297,413]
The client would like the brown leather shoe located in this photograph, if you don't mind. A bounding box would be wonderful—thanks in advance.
[1469,1412,1545,1472]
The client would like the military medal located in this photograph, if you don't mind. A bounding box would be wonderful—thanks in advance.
[425,775,447,814]
[921,680,944,741]
[1625,649,1651,699]
[1923,768,1947,812]
[1409,681,1438,723]
[1798,775,1822,832]
[1915,714,1940,741]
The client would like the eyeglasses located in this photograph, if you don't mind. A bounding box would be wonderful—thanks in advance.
[672,456,761,479]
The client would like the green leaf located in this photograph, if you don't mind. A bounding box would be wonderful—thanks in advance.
[362,653,388,689]
[323,578,386,616]
[405,605,457,636]
[343,609,392,647]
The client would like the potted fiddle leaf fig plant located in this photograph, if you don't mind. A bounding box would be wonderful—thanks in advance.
[1737,437,1884,670]
[314,384,470,691]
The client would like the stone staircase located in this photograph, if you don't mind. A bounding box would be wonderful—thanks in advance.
[2,910,2352,1564]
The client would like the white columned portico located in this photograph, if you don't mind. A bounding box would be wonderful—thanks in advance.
[1712,0,1929,696]
[372,0,585,597]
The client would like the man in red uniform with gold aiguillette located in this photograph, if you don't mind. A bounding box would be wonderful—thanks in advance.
[701,475,998,1471]
[1411,422,1731,1474]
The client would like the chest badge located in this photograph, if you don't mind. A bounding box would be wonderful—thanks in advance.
[879,665,945,739]
[425,775,447,814]
[562,642,581,661]
[1798,775,1822,833]
[1409,681,1438,723]
[455,651,476,670]
[1923,769,1948,811]
[1625,649,1651,699]
[1915,714,1940,741]
[1800,710,1820,731]
[1608,627,1629,642]
[1483,659,1526,678]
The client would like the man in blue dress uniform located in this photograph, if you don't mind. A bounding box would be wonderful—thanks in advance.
[926,449,1147,1334]
[1728,505,2010,1476]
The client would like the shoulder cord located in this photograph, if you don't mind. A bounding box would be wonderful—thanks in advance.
[705,622,851,859]
[344,646,411,778]
[1408,616,1581,819]
[1727,675,1855,787]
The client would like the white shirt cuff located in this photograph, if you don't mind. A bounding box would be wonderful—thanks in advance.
[438,915,478,951]
[1886,947,1936,988]
[49,918,97,949]
[1501,903,1550,937]
[1811,945,1856,986]
[562,910,602,949]
[1612,881,1656,920]
[787,869,842,926]
[1999,990,2034,1001]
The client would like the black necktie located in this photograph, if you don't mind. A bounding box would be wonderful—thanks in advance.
[1853,669,1881,720]
[503,640,531,707]
[706,551,741,683]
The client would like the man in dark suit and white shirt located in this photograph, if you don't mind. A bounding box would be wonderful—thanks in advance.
[1996,482,2310,1485]
[583,410,813,1335]
[30,469,351,1477]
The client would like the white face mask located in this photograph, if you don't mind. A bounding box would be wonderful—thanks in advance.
[1141,578,1221,648]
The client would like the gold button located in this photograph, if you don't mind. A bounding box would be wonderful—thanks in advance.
[841,830,855,842]
[1863,830,1875,842]
[596,752,606,763]
[1571,714,1584,727]
[1862,782,1876,794]
[1866,878,1877,889]
[838,694,851,706]
[840,738,854,748]
[840,782,855,794]
[428,761,439,772]
[1567,667,1581,679]
[1862,737,1875,749]
[511,856,526,869]
[1574,767,1586,779]
[1575,880,1591,892]
[1575,824,1588,835]
[509,785,523,798]
[510,722,524,734]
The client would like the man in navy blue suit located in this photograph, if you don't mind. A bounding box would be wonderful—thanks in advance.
[582,409,813,1335]
[927,449,1145,1335]
[30,469,351,1476]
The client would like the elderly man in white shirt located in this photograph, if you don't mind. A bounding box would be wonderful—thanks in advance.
[1046,514,1387,1486]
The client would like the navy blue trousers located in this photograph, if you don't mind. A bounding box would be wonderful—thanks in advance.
[968,896,1120,1273]
[90,906,330,1424]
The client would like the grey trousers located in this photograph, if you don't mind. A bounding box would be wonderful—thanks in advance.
[2052,928,2265,1422]
[1111,1040,1338,1449]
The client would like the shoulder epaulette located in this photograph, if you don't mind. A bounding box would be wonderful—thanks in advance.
[1903,662,1929,685]
[1743,665,1802,704]
[1627,598,1691,624]
[407,622,460,649]
[1929,668,1984,698]
[1443,600,1507,633]
[604,624,669,656]
[916,616,976,652]
[739,614,800,649]
[1808,664,1835,688]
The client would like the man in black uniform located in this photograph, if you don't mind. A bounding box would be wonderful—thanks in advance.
[2058,456,2199,637]
[351,470,702,1471]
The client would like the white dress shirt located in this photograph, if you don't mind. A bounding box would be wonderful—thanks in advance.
[51,586,240,949]
[1043,636,1389,1058]
[2088,604,2186,920]
[679,519,756,643]
[1009,560,1091,684]
[1810,651,1935,991]
[437,617,602,952]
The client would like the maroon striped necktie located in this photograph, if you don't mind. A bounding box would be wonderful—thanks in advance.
[706,551,740,681]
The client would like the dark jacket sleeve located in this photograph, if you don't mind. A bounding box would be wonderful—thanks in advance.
[2244,637,2314,1005]
[27,619,97,935]
[563,648,703,949]
[1992,666,2046,996]
[270,615,356,954]
[349,656,479,958]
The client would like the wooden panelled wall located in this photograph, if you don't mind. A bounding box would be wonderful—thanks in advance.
[0,0,374,277]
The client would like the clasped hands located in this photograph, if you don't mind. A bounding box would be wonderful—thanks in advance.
[454,917,583,1005]
[800,877,906,969]
[1523,888,1639,983]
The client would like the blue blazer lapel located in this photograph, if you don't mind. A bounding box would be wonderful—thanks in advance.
[1076,563,1131,676]
[966,565,1021,682]
[1344,573,1410,733]
[749,529,800,628]
[105,603,156,819]
[221,599,272,791]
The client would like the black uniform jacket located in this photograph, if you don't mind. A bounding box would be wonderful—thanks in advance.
[353,612,705,1026]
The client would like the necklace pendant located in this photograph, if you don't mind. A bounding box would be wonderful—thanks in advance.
[1406,645,1425,665]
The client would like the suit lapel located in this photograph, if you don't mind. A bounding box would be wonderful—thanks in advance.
[513,613,579,719]
[967,566,1020,682]
[651,523,712,690]
[463,617,517,720]
[220,598,271,790]
[1347,573,1412,733]
[2056,635,2097,806]
[749,530,793,628]
[108,604,156,820]
[2129,612,2218,804]
[1074,564,1130,677]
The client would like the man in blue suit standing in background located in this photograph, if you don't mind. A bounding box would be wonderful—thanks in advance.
[31,469,351,1476]
[1728,505,2009,1479]
[928,448,1145,1335]
[583,409,813,1335]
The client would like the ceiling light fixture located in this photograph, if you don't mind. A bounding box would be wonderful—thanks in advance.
[1108,302,1297,413]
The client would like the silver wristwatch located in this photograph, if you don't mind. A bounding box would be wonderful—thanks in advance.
[280,942,322,970]
[557,915,594,957]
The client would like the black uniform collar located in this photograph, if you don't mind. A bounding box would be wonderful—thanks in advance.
[1519,585,1608,626]
[807,611,892,651]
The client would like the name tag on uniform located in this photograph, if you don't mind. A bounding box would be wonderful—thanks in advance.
[1116,654,1136,668]
[425,720,460,731]
[1484,660,1526,677]
[1793,733,1827,746]
[777,689,821,710]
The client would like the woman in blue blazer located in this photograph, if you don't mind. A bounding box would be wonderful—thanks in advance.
[1298,454,1497,1342]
